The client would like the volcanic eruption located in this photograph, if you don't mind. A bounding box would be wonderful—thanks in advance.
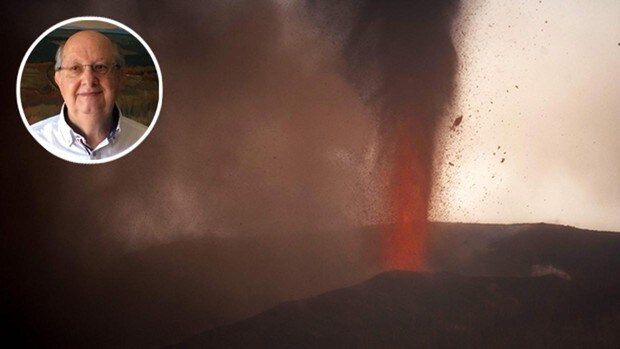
[312,0,460,270]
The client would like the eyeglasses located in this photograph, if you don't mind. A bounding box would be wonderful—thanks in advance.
[56,64,121,78]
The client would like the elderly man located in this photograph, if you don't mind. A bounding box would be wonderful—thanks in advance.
[31,30,147,162]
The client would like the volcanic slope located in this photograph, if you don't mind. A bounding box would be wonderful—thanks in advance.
[170,270,620,349]
[170,223,620,348]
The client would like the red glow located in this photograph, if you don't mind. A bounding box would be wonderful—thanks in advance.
[383,129,429,271]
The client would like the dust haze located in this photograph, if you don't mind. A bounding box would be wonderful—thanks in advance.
[1,0,460,346]
[6,0,459,251]
[432,0,620,232]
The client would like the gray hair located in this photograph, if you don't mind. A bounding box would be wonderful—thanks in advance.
[54,35,125,71]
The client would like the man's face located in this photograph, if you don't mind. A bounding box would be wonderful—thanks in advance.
[55,31,123,120]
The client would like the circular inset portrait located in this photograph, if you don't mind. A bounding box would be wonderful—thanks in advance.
[17,16,162,164]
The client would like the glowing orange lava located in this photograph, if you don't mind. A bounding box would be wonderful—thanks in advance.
[383,128,430,271]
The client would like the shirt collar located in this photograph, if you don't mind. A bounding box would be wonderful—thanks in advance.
[107,106,122,144]
[57,104,122,146]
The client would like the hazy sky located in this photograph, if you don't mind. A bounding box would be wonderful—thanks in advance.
[431,0,620,232]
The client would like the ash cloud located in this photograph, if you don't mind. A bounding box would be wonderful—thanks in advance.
[7,0,460,250]
[308,0,459,219]
[306,0,459,159]
[305,0,460,269]
[120,0,384,245]
[1,0,461,346]
[15,0,385,248]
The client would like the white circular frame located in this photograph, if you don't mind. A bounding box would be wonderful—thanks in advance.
[16,16,163,165]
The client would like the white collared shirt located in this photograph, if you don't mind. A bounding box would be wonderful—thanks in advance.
[30,105,147,163]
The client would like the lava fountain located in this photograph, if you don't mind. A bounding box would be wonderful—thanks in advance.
[312,0,461,271]
[383,121,432,270]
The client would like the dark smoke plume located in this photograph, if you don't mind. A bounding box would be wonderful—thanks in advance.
[1,0,460,346]
[306,0,460,269]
